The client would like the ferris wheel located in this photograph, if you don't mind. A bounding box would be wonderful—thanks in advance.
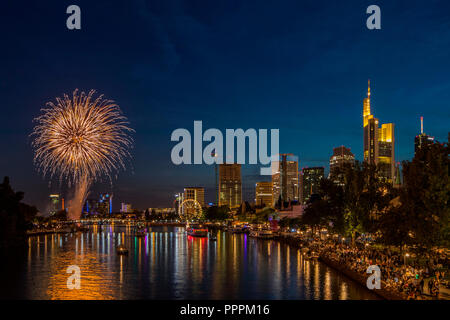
[180,199,202,220]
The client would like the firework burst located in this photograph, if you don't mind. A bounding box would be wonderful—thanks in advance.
[32,89,133,185]
[32,89,133,219]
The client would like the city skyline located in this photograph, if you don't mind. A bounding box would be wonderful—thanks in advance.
[1,1,449,211]
[27,80,450,214]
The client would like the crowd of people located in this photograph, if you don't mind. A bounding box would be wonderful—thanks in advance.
[318,241,449,300]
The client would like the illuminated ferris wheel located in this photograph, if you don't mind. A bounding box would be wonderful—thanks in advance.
[180,199,202,220]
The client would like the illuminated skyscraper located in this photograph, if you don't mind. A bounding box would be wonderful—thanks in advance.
[301,167,324,204]
[98,193,113,215]
[83,193,112,215]
[184,187,205,207]
[255,181,273,207]
[84,198,97,214]
[414,116,434,155]
[329,146,355,182]
[49,194,60,215]
[363,80,395,182]
[120,203,133,213]
[272,154,299,205]
[219,164,242,208]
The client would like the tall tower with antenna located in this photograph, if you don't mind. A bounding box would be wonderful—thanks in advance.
[414,116,434,155]
[362,80,395,182]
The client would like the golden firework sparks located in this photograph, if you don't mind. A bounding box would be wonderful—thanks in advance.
[32,89,134,186]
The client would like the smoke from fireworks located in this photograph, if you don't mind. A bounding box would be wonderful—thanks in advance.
[32,89,133,219]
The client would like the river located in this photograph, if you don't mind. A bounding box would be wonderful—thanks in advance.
[1,225,379,300]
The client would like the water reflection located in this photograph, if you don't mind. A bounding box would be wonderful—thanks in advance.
[13,226,379,300]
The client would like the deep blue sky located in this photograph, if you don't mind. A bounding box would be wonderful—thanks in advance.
[1,0,449,212]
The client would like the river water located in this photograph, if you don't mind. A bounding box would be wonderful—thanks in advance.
[2,225,379,300]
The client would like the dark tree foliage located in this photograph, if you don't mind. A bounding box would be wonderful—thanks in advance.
[301,199,330,231]
[339,161,393,245]
[0,177,37,247]
[378,142,449,249]
[54,209,67,221]
[238,201,255,216]
[251,207,275,224]
[375,204,413,248]
[204,205,231,221]
[301,162,394,245]
[146,208,178,220]
[279,217,302,229]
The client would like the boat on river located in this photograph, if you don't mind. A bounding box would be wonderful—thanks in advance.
[230,225,248,234]
[258,230,274,239]
[249,230,273,239]
[186,223,208,237]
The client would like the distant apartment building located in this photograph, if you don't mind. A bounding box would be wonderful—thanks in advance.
[49,194,61,215]
[255,181,273,207]
[329,146,355,182]
[301,167,324,204]
[84,193,113,215]
[98,193,113,214]
[219,164,242,208]
[120,203,133,213]
[272,154,299,205]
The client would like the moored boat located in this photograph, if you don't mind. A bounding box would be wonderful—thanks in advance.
[248,230,273,239]
[258,230,274,239]
[186,223,208,237]
[230,226,246,233]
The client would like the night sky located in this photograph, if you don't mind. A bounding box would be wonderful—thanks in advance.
[1,0,449,213]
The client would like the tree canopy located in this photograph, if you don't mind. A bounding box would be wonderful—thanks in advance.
[0,177,38,247]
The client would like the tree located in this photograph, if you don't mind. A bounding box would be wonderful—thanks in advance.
[0,177,37,247]
[238,201,254,217]
[301,200,329,233]
[279,217,302,230]
[340,161,393,245]
[376,202,414,248]
[252,207,275,224]
[204,205,231,221]
[307,162,393,245]
[382,142,450,249]
[54,209,68,221]
[315,178,346,234]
